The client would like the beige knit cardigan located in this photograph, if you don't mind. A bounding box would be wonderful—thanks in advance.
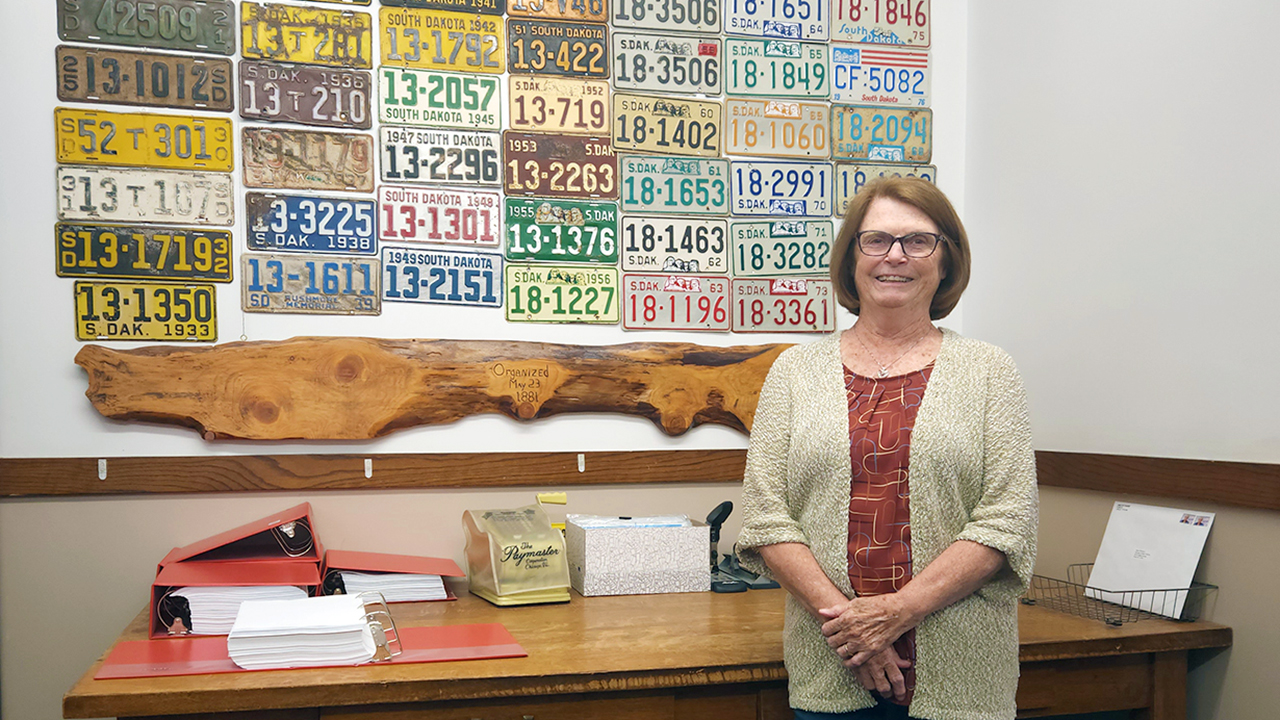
[737,329,1038,720]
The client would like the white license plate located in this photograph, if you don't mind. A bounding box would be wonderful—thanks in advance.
[620,217,728,274]
[724,39,829,99]
[731,160,832,217]
[622,273,730,331]
[242,253,381,315]
[378,185,502,247]
[57,167,234,225]
[619,155,729,216]
[724,0,827,40]
[610,0,718,34]
[833,162,935,214]
[731,277,835,332]
[725,99,829,159]
[730,219,833,277]
[379,126,502,185]
[612,93,722,158]
[831,0,930,47]
[508,76,610,136]
[382,246,503,306]
[506,264,618,323]
[611,32,721,95]
[831,44,929,106]
[378,68,501,129]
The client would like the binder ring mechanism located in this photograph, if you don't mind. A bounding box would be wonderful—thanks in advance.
[358,592,403,663]
[272,518,315,558]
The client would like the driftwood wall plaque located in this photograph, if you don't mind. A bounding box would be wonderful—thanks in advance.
[75,338,791,440]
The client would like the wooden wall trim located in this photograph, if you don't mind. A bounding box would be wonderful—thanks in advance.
[2,450,1277,511]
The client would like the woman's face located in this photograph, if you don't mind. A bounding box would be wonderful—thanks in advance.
[852,196,947,318]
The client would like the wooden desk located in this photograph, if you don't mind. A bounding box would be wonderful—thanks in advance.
[64,589,1230,720]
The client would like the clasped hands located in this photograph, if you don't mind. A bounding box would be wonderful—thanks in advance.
[818,593,917,701]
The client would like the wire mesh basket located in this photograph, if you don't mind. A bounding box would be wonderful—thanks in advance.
[1020,563,1217,626]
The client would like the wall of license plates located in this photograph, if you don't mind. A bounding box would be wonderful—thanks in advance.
[53,0,936,343]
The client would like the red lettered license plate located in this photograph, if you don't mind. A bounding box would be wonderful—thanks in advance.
[378,185,502,247]
[622,273,730,331]
[731,277,835,332]
[503,133,618,199]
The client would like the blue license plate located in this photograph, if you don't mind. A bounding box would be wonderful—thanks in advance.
[730,160,832,217]
[381,246,503,307]
[245,193,377,255]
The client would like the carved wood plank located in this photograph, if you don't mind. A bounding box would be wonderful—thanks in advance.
[75,338,790,440]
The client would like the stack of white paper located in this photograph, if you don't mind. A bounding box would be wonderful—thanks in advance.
[171,586,308,635]
[227,594,377,670]
[339,571,447,603]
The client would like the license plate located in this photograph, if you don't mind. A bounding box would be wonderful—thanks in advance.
[58,0,235,55]
[610,0,718,34]
[382,246,503,306]
[379,185,502,247]
[245,193,377,254]
[622,274,729,331]
[506,265,618,323]
[56,46,233,112]
[242,127,375,191]
[75,281,217,341]
[381,0,503,15]
[55,108,233,172]
[379,69,500,129]
[508,0,607,23]
[619,155,729,216]
[503,133,618,199]
[831,44,929,106]
[612,32,721,95]
[831,105,931,162]
[508,76,610,136]
[239,61,372,128]
[380,126,502,186]
[56,167,233,225]
[731,277,835,332]
[57,223,233,281]
[620,217,728,274]
[833,162,935,214]
[243,253,381,314]
[730,219,833,277]
[241,3,372,69]
[507,19,608,79]
[832,0,929,47]
[725,39,829,99]
[731,160,832,217]
[505,198,617,264]
[613,94,722,158]
[307,0,371,4]
[380,8,504,73]
[725,99,829,159]
[724,0,827,40]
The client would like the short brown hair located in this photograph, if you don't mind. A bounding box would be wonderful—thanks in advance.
[828,176,970,320]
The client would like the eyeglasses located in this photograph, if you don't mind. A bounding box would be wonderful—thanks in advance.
[855,231,946,258]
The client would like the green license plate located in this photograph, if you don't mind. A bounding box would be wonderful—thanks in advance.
[241,3,373,69]
[379,68,501,129]
[57,46,233,112]
[243,253,381,314]
[58,0,235,55]
[57,223,232,281]
[75,280,217,341]
[504,198,617,264]
[619,155,729,216]
[834,162,936,214]
[725,39,829,99]
[505,264,618,323]
[831,105,931,162]
[730,219,833,277]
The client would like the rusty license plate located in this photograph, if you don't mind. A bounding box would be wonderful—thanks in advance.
[239,61,371,129]
[379,69,501,129]
[619,155,729,216]
[243,253,380,314]
[832,0,929,47]
[508,76,609,136]
[506,264,618,323]
[508,0,606,22]
[380,127,502,186]
[730,219,833,277]
[242,127,375,191]
[504,133,618,200]
[383,246,503,307]
[505,198,617,264]
[611,0,718,34]
[831,44,930,106]
[380,8,504,73]
[831,105,931,163]
[507,19,608,79]
[621,217,727,274]
[834,162,935,215]
[725,39,829,99]
[58,0,235,55]
[725,0,828,41]
[57,223,232,281]
[731,160,832,217]
[613,94,722,158]
[57,46,232,112]
[55,107,233,172]
[57,167,233,225]
[75,280,217,341]
[731,277,835,332]
[381,0,503,14]
[242,3,372,69]
[246,193,377,255]
[379,185,502,247]
[726,99,829,160]
[622,274,729,331]
[612,32,721,96]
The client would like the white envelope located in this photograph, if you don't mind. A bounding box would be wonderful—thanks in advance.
[1085,502,1214,619]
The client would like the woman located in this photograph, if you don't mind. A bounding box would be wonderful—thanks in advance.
[737,177,1038,720]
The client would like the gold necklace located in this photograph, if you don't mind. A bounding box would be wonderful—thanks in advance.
[852,325,931,378]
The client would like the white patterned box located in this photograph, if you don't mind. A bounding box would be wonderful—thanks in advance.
[566,519,710,596]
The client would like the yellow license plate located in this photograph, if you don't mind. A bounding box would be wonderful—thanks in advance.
[831,105,932,163]
[380,7,504,73]
[241,2,373,69]
[508,76,610,136]
[55,107,233,172]
[725,99,830,160]
[75,281,217,341]
[612,94,722,158]
[507,0,607,23]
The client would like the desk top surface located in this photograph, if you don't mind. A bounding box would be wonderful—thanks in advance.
[64,587,1231,719]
